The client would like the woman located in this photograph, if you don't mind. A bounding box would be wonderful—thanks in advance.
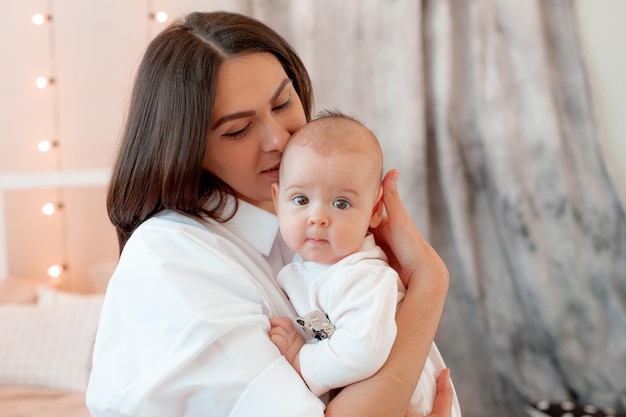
[86,11,452,417]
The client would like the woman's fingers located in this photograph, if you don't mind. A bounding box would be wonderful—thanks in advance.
[402,369,453,417]
[429,368,453,417]
[377,169,438,287]
[381,169,408,224]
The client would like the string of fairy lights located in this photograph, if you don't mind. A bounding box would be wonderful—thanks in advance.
[29,4,169,284]
[31,5,67,282]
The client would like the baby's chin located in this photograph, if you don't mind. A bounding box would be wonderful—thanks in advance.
[300,250,349,265]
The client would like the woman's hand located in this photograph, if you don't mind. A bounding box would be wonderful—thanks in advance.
[429,369,454,417]
[326,169,451,417]
[371,169,449,290]
[403,369,454,417]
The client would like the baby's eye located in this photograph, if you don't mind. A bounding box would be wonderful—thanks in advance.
[333,199,351,210]
[292,195,309,206]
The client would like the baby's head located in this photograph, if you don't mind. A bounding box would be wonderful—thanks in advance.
[272,111,384,264]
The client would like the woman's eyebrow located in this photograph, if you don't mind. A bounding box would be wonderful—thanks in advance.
[270,78,292,103]
[212,111,255,129]
[211,78,292,130]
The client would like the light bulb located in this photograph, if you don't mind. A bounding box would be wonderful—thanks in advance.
[42,203,56,215]
[152,11,168,23]
[31,13,51,25]
[36,76,53,89]
[48,264,63,278]
[37,139,57,152]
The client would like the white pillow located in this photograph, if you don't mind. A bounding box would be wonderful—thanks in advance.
[0,277,43,304]
[36,286,103,305]
[0,290,103,391]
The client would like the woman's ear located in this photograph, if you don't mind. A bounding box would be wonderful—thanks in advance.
[369,185,384,228]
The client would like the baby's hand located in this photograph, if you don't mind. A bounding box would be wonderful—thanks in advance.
[269,317,305,374]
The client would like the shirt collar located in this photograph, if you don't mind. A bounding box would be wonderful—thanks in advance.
[225,199,280,257]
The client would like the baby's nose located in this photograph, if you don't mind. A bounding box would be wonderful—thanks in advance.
[308,215,328,227]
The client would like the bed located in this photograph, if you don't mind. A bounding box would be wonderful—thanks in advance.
[2,276,622,417]
[0,277,102,417]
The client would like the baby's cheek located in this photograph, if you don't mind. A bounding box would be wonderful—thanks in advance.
[282,221,304,251]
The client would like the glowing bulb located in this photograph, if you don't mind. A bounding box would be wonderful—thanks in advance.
[31,13,50,25]
[42,203,56,216]
[37,139,56,152]
[36,76,53,89]
[153,11,168,23]
[48,264,63,278]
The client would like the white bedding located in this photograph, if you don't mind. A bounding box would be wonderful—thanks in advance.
[0,278,103,417]
[0,385,90,417]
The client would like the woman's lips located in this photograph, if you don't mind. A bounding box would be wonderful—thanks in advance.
[262,164,280,179]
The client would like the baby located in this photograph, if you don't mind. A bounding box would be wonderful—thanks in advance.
[270,111,462,416]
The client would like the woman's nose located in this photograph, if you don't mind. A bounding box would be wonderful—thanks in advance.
[262,117,290,152]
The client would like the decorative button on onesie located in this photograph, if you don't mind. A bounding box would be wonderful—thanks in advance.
[294,310,336,340]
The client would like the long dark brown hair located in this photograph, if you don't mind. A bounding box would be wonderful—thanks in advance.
[107,12,313,252]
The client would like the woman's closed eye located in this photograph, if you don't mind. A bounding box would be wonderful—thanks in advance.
[222,123,251,139]
[221,95,290,139]
[272,94,291,112]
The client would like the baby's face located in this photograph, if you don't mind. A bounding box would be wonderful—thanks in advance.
[272,145,381,264]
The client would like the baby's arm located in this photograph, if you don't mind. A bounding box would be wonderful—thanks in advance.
[269,317,305,376]
[294,265,400,397]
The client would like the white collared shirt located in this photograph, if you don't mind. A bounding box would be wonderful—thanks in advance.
[86,200,325,417]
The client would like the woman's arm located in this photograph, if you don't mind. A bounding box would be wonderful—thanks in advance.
[325,169,451,417]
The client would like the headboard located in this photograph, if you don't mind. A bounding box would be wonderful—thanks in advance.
[0,169,112,288]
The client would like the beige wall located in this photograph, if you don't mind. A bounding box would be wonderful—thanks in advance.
[0,1,252,291]
[0,1,623,291]
[0,2,220,291]
[576,0,626,207]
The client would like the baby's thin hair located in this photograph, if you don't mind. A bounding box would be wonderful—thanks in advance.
[314,108,364,125]
[286,108,383,179]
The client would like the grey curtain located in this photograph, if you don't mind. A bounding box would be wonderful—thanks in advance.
[251,1,626,416]
[422,1,626,415]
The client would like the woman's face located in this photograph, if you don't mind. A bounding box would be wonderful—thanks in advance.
[203,53,307,212]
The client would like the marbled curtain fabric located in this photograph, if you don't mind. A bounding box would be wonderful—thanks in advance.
[251,1,626,416]
[421,1,626,416]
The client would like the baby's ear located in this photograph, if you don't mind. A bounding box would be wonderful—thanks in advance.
[271,183,280,213]
[369,185,384,228]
